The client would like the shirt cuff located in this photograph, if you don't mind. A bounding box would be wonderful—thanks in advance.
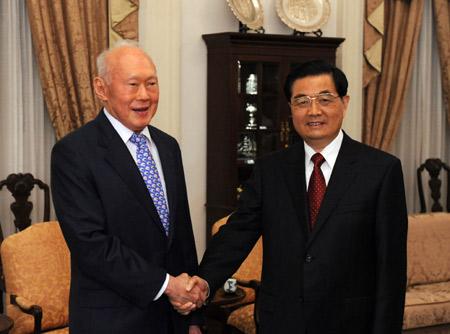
[153,274,169,301]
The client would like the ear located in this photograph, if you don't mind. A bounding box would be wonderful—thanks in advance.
[341,95,350,117]
[93,76,108,101]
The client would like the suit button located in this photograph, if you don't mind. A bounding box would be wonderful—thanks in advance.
[305,254,313,263]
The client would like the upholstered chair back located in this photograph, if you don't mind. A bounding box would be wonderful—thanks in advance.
[212,216,262,282]
[1,221,70,334]
[407,213,450,286]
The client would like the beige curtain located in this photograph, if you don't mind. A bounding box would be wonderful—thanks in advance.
[109,0,139,45]
[363,0,424,151]
[432,0,450,124]
[392,0,450,213]
[364,0,384,87]
[26,0,108,139]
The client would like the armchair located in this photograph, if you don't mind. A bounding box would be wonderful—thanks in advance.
[0,173,51,313]
[0,221,70,334]
[209,216,262,334]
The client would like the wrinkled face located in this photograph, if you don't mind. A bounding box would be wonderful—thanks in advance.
[290,74,349,151]
[94,47,159,132]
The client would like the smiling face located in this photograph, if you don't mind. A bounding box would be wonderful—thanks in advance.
[94,46,159,132]
[290,74,349,151]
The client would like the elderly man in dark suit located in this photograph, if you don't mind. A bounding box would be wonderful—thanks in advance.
[189,60,408,334]
[51,40,205,334]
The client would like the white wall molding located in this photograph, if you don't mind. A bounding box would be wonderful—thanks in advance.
[336,0,364,141]
[139,1,181,141]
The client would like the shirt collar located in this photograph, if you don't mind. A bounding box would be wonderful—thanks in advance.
[103,108,153,145]
[304,130,344,167]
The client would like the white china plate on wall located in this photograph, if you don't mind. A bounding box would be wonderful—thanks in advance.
[227,0,264,30]
[276,0,330,32]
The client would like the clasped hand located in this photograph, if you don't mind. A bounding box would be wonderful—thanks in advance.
[164,273,208,315]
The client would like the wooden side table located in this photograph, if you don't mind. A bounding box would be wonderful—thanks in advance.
[205,287,247,334]
[211,287,245,306]
[0,314,13,334]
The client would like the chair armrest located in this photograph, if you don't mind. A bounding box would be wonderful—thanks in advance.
[236,279,260,292]
[10,294,42,334]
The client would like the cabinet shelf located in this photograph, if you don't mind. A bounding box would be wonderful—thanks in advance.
[237,159,256,166]
[239,128,277,134]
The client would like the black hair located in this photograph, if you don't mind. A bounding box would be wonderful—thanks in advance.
[283,59,348,101]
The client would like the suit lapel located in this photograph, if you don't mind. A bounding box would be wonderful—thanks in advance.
[282,143,309,239]
[306,134,362,248]
[149,127,178,245]
[96,113,166,236]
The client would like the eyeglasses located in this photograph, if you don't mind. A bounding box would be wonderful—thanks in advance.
[290,93,340,110]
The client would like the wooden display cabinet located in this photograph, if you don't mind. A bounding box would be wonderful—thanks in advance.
[203,32,344,240]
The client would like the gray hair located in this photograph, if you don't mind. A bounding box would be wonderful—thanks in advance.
[96,39,150,82]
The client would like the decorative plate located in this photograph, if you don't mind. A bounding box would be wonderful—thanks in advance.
[276,0,331,32]
[226,0,264,30]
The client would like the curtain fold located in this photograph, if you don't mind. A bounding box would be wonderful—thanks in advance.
[392,0,450,213]
[432,0,450,124]
[363,0,424,151]
[109,0,139,45]
[364,0,384,87]
[0,0,55,236]
[26,0,108,139]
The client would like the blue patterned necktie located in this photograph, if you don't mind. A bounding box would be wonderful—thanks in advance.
[130,133,170,235]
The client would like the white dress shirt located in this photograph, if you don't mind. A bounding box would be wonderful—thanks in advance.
[104,109,169,300]
[304,130,344,189]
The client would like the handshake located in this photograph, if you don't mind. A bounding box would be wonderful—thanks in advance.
[164,273,209,315]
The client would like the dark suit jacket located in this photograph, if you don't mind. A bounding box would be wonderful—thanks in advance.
[51,111,200,334]
[199,133,407,334]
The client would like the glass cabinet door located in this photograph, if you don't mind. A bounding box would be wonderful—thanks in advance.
[237,61,290,185]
